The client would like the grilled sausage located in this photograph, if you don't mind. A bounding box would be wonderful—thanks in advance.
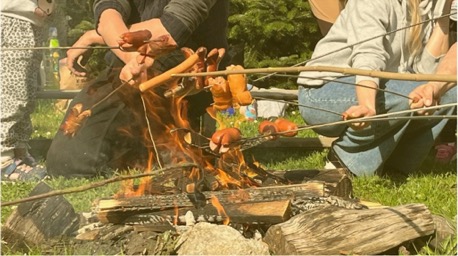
[274,118,298,137]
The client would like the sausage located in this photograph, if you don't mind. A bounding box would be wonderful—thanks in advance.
[118,30,152,51]
[258,120,278,135]
[274,118,298,137]
[205,48,225,86]
[209,128,242,153]
[209,76,232,110]
[60,103,92,137]
[143,34,176,58]
[139,47,206,92]
[176,47,206,89]
[226,65,252,106]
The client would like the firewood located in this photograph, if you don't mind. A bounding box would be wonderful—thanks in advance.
[2,182,80,247]
[123,200,292,226]
[271,168,352,198]
[263,203,435,255]
[95,181,329,224]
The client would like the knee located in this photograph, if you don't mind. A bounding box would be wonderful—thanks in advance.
[298,106,345,137]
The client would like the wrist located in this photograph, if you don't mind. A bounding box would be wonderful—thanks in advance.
[427,81,453,94]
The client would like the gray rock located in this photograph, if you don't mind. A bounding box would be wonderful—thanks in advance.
[175,222,270,255]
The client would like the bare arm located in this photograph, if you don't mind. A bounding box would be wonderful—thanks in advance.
[409,42,457,114]
[425,0,452,57]
[97,9,136,63]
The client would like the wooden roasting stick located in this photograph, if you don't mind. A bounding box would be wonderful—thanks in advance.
[172,65,457,83]
[138,47,205,92]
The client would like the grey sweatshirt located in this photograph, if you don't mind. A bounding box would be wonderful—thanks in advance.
[298,0,448,87]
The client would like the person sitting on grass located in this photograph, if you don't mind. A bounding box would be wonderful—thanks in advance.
[297,0,456,177]
[46,0,231,178]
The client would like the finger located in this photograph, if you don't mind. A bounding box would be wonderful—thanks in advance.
[130,63,145,78]
[422,85,435,107]
[66,59,85,77]
[347,110,364,119]
[410,98,425,109]
[417,107,436,116]
[66,57,75,73]
[409,96,420,106]
[118,42,136,52]
[348,122,366,130]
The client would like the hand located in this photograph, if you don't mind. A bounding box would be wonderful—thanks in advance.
[66,49,89,77]
[66,30,103,76]
[342,105,376,130]
[119,54,154,85]
[34,7,48,18]
[409,82,443,115]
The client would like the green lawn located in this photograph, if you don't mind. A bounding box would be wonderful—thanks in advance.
[1,100,456,255]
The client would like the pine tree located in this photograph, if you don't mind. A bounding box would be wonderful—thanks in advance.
[228,0,322,88]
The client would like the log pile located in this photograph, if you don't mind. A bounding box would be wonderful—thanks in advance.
[95,168,352,225]
[2,169,454,255]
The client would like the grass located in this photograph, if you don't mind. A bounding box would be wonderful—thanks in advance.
[1,100,457,255]
[31,99,65,139]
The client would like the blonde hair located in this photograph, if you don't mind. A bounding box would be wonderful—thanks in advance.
[408,0,423,57]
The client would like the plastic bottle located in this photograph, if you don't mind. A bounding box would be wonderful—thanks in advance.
[43,27,60,89]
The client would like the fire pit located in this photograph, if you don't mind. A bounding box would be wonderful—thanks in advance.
[1,42,453,255]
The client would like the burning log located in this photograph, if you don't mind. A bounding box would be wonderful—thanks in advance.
[263,203,436,255]
[271,168,352,197]
[122,199,293,226]
[95,168,351,225]
[95,182,325,224]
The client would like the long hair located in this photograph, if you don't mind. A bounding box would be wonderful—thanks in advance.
[407,0,423,57]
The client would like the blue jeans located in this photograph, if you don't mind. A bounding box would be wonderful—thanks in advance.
[298,76,457,176]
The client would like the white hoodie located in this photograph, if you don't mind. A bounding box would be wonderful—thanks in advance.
[1,0,45,26]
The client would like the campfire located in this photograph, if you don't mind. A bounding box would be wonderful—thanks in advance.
[2,33,454,255]
[90,44,329,224]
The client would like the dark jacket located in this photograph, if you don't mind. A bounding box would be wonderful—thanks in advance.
[93,0,229,59]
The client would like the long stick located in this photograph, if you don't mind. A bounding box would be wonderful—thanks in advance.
[263,73,414,100]
[0,46,120,51]
[0,163,198,207]
[239,103,457,144]
[172,65,457,83]
[0,39,165,51]
[253,12,456,82]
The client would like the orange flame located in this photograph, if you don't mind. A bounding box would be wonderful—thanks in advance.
[174,201,179,226]
[112,52,259,213]
[211,195,230,225]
